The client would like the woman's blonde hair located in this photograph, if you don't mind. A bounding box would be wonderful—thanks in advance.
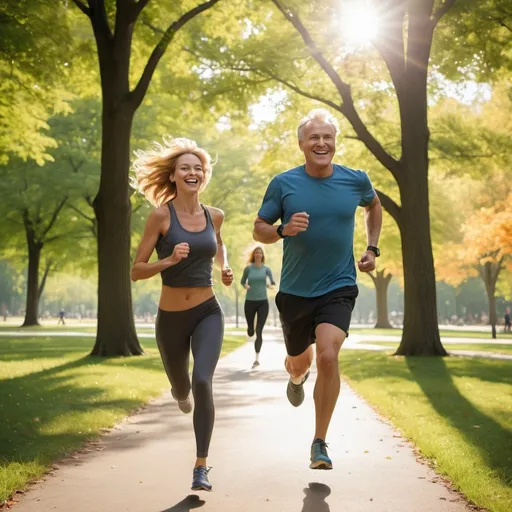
[131,137,213,206]
[248,245,265,264]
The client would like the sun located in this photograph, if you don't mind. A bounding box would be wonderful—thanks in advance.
[339,1,380,46]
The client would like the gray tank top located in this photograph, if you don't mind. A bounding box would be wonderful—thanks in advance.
[155,201,217,288]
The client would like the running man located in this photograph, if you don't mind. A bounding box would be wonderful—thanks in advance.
[253,108,382,470]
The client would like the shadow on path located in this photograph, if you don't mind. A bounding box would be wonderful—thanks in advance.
[160,494,205,511]
[301,482,331,512]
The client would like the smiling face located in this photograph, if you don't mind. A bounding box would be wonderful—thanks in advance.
[298,119,336,169]
[253,247,264,263]
[172,153,204,195]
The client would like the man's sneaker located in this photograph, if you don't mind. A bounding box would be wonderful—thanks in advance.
[310,438,333,470]
[171,389,192,414]
[191,466,212,491]
[286,370,310,407]
[252,360,260,369]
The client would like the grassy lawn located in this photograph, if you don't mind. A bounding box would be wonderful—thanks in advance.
[0,333,245,503]
[364,341,512,355]
[351,327,512,340]
[340,350,512,512]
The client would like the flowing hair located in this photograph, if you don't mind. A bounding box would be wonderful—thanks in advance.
[131,137,213,206]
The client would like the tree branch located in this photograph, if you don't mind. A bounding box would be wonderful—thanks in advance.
[130,0,221,109]
[431,0,457,27]
[42,198,68,239]
[135,0,152,19]
[271,0,401,178]
[71,0,91,17]
[68,203,96,224]
[375,188,401,226]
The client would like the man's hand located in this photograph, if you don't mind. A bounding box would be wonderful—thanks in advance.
[283,212,309,236]
[357,251,376,273]
[222,267,234,286]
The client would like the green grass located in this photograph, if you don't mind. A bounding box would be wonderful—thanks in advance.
[340,350,512,512]
[365,341,512,355]
[351,327,512,340]
[0,333,245,503]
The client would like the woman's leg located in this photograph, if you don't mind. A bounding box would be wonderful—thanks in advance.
[190,308,224,462]
[254,300,269,354]
[155,309,191,402]
[244,300,257,337]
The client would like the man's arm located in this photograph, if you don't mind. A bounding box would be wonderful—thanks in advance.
[253,213,310,244]
[253,217,281,244]
[364,194,382,246]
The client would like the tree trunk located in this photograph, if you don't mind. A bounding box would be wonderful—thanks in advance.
[22,239,43,327]
[91,99,142,356]
[370,270,393,329]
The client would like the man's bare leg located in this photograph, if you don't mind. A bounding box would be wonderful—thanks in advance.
[285,345,314,382]
[313,323,346,441]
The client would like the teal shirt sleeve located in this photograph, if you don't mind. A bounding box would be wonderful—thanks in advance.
[258,176,282,224]
[240,266,250,286]
[266,266,276,285]
[358,170,377,206]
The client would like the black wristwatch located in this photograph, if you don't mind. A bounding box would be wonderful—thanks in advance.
[367,246,380,257]
[277,224,287,238]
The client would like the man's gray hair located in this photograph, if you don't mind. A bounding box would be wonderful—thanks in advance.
[297,108,340,141]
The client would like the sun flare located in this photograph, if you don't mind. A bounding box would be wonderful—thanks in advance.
[339,1,380,46]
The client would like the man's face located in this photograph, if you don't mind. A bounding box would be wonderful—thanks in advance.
[298,119,336,167]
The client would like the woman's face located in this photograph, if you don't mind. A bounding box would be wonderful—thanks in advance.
[172,153,204,195]
[254,248,264,263]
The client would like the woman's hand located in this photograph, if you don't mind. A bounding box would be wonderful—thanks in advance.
[244,283,251,290]
[222,267,234,287]
[165,242,190,267]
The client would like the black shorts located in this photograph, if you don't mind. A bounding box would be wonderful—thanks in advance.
[275,286,358,357]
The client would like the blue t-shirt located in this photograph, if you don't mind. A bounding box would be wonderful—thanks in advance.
[258,164,376,297]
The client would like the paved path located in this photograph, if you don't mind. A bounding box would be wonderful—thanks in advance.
[14,335,470,512]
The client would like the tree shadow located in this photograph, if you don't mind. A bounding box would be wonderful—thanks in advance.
[405,356,512,489]
[301,482,331,512]
[160,494,205,511]
[0,355,143,464]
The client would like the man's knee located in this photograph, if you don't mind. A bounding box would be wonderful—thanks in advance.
[316,349,340,375]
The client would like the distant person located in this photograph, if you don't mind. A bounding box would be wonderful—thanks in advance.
[240,246,276,368]
[505,307,511,333]
[57,309,65,325]
[253,108,382,470]
[130,137,233,492]
[1,303,7,322]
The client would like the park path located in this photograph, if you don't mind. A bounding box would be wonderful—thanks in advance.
[13,334,470,512]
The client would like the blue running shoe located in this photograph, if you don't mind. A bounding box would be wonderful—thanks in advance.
[310,438,333,470]
[191,466,212,492]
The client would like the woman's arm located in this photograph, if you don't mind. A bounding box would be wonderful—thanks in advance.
[131,207,189,282]
[208,206,233,286]
[241,266,250,289]
[266,266,276,287]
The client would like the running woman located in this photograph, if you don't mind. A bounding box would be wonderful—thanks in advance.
[131,137,234,492]
[240,246,276,368]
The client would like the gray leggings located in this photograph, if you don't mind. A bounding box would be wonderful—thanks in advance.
[156,297,224,458]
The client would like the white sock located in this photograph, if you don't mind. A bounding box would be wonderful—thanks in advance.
[291,372,307,385]
[255,353,259,362]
